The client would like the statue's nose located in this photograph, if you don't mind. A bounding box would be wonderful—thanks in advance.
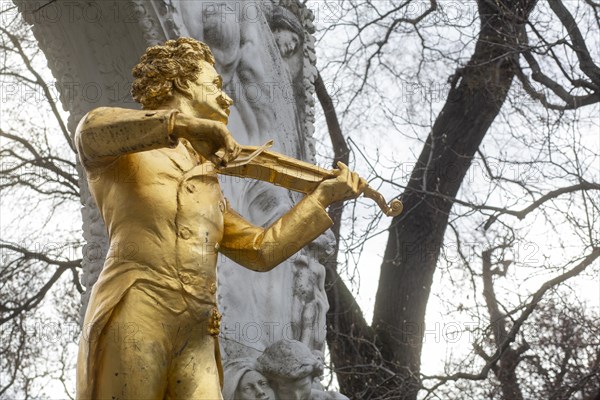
[219,92,233,107]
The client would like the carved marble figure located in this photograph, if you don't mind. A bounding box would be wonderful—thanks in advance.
[74,37,366,400]
[222,358,275,400]
[291,235,333,350]
[256,339,350,400]
[269,5,305,88]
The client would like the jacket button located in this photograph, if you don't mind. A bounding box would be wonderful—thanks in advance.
[178,227,192,240]
[218,201,225,212]
[209,283,217,294]
[179,272,191,284]
[185,183,195,193]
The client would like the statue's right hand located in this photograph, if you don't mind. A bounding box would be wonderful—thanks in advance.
[174,114,241,167]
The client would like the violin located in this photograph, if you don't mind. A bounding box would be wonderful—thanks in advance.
[216,141,403,217]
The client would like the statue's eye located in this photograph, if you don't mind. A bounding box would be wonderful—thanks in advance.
[259,380,268,387]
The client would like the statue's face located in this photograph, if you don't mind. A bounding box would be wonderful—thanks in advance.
[273,28,300,58]
[273,375,312,400]
[237,370,276,400]
[187,61,233,123]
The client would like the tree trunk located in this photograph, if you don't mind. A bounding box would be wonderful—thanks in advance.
[327,1,538,398]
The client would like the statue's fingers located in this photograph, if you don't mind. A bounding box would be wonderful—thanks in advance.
[221,146,235,165]
[210,154,226,168]
[336,161,349,172]
[331,161,347,177]
[357,177,368,195]
[221,137,242,164]
[337,162,354,183]
[231,144,242,161]
[350,171,362,196]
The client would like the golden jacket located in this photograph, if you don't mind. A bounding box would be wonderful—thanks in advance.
[74,107,332,399]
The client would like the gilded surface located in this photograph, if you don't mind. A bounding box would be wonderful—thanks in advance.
[75,38,365,400]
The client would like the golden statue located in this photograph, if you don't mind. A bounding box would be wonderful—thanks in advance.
[75,37,372,400]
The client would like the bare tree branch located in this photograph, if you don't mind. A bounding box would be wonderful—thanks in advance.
[423,248,600,393]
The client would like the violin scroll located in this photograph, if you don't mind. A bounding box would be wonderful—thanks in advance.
[363,187,403,217]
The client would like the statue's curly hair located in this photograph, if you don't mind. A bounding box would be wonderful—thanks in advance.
[131,37,215,109]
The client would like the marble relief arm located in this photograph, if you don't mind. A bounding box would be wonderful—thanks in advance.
[74,107,179,168]
[219,195,333,272]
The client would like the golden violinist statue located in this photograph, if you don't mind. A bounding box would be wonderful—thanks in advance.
[74,37,382,400]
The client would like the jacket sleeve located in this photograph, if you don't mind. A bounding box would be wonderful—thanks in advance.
[74,107,179,168]
[219,195,333,272]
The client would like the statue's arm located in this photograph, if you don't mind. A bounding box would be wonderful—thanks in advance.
[75,107,239,168]
[220,162,367,271]
[74,107,179,168]
[219,194,333,272]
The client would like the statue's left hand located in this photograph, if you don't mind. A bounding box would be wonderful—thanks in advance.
[310,162,368,207]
